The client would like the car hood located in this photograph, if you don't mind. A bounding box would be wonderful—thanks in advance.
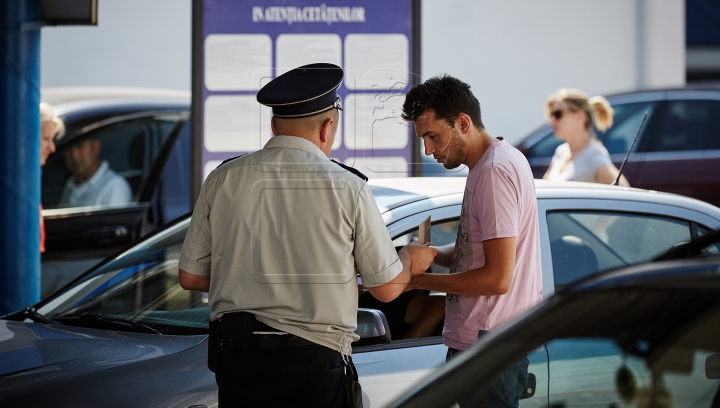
[0,319,205,393]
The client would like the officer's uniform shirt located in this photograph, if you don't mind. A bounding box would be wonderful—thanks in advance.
[179,135,403,355]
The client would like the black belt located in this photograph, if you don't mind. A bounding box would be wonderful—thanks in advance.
[249,321,315,349]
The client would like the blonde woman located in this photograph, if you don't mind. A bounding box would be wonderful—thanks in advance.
[39,102,65,166]
[542,89,629,186]
[39,102,66,252]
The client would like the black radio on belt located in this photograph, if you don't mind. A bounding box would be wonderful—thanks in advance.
[207,312,256,373]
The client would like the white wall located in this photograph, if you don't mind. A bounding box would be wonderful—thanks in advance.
[421,0,685,144]
[41,0,191,90]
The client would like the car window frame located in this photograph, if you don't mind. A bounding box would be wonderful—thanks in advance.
[539,197,720,296]
[44,110,187,210]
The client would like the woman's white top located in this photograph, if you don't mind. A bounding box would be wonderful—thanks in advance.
[546,139,612,183]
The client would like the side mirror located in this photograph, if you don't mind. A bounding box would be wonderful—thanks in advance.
[354,308,391,347]
[706,353,720,379]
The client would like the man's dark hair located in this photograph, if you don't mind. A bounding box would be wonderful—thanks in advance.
[401,74,484,129]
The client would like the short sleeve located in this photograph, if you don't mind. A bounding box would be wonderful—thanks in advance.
[179,181,213,276]
[588,142,612,173]
[476,166,519,242]
[353,184,402,287]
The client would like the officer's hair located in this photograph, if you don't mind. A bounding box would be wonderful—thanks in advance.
[274,108,338,135]
[401,74,484,130]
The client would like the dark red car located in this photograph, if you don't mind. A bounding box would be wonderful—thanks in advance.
[516,88,720,207]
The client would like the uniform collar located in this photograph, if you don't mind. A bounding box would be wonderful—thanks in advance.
[263,135,328,159]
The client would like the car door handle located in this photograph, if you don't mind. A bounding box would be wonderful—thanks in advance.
[81,226,129,244]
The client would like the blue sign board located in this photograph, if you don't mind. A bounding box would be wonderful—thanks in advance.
[197,0,417,182]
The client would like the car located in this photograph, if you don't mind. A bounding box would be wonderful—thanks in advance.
[516,87,720,208]
[387,233,720,407]
[41,94,192,297]
[2,178,720,407]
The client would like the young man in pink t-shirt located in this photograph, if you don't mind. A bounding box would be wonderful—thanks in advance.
[402,75,542,407]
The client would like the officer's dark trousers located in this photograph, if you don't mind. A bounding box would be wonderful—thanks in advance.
[216,342,345,407]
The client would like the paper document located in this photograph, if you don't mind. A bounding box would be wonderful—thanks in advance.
[419,216,431,245]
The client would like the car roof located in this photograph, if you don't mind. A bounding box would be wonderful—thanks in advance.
[368,178,720,220]
[41,86,191,106]
[51,98,190,146]
[54,98,190,120]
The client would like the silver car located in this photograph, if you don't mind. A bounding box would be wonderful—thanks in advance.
[2,178,719,407]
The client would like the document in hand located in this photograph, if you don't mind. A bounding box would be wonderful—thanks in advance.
[419,216,431,245]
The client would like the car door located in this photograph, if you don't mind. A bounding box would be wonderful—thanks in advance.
[634,91,720,207]
[519,95,662,184]
[41,112,187,297]
[539,198,720,404]
[355,204,550,407]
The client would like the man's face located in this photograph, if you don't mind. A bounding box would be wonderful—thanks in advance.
[40,121,57,166]
[414,109,467,169]
[63,138,101,182]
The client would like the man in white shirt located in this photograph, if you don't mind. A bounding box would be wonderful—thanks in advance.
[58,137,132,208]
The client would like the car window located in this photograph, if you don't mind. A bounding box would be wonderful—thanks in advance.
[542,306,720,407]
[527,101,657,158]
[639,100,720,152]
[596,101,657,154]
[393,218,459,274]
[547,211,692,287]
[42,114,181,210]
[527,129,563,158]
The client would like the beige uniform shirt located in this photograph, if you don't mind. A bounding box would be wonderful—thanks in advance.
[179,136,403,355]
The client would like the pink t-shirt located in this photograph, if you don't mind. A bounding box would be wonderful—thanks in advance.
[443,138,543,350]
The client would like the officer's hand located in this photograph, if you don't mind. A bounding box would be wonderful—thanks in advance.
[399,238,438,276]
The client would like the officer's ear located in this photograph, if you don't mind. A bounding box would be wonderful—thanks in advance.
[319,117,334,144]
[271,116,277,136]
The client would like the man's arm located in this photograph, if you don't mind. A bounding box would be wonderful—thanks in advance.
[408,236,516,296]
[366,240,436,303]
[179,269,210,292]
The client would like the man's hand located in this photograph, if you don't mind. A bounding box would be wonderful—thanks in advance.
[368,239,437,302]
[399,238,438,275]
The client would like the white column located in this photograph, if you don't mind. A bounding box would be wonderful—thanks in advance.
[637,0,685,89]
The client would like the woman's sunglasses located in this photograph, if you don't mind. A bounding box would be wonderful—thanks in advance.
[550,110,563,120]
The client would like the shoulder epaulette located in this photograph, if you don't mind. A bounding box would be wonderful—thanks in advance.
[331,159,368,182]
[217,153,248,169]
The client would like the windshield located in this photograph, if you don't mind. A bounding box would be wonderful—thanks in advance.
[37,219,206,335]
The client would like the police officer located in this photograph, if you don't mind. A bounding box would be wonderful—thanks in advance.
[178,63,436,407]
